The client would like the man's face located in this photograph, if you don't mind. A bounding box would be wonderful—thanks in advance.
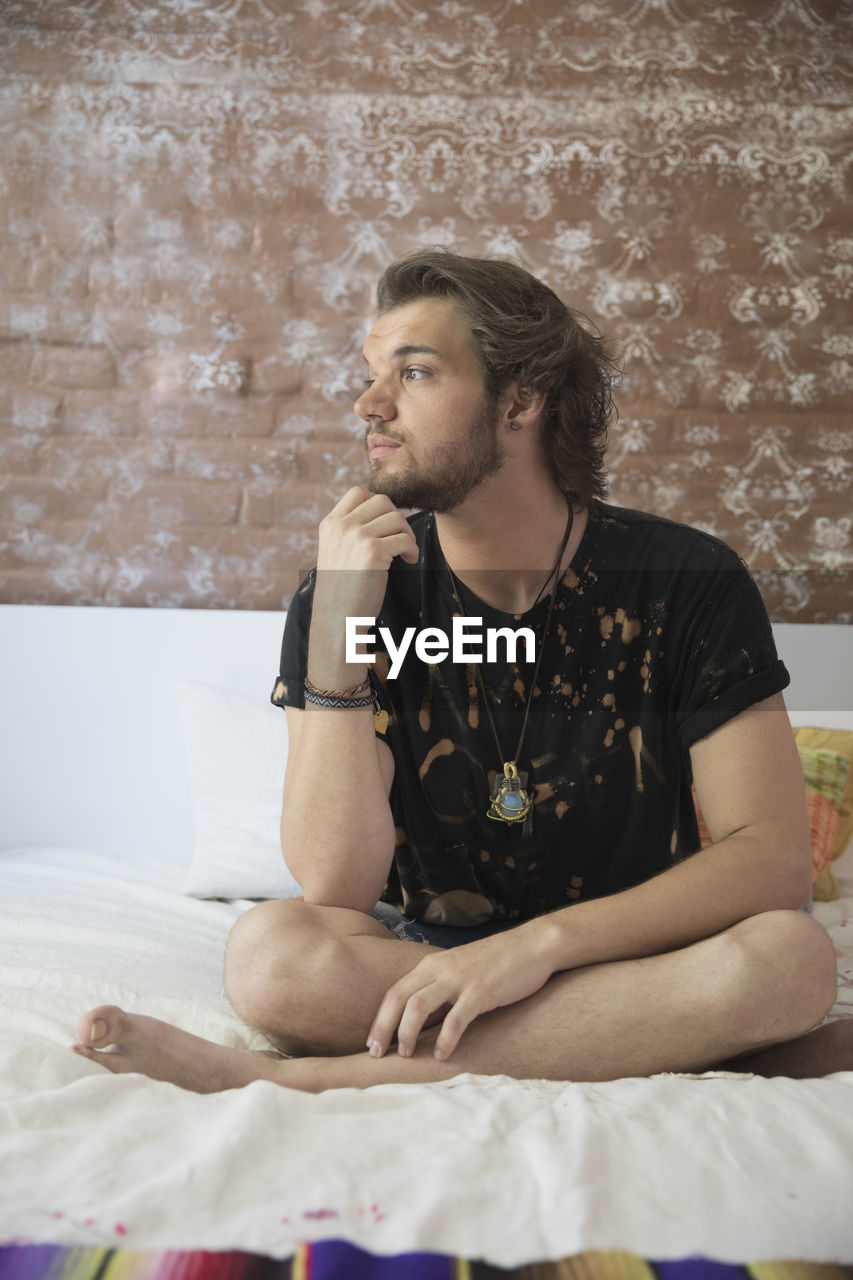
[355,298,505,512]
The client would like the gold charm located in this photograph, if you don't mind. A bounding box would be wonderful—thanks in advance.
[373,708,389,735]
[488,761,531,824]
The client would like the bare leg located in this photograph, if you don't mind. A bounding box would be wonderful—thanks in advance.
[223,900,452,1056]
[73,907,843,1093]
[718,1018,853,1078]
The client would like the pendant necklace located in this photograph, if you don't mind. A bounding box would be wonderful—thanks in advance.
[446,503,574,831]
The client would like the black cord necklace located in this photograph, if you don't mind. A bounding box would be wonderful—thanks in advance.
[445,503,574,830]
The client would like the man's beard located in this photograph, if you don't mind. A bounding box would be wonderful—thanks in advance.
[366,396,504,513]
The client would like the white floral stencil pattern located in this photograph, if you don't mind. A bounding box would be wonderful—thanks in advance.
[0,0,850,616]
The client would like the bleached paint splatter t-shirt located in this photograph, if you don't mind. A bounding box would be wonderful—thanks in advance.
[274,502,789,927]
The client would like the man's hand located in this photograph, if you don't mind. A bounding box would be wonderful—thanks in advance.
[308,487,419,688]
[317,487,419,574]
[365,921,559,1062]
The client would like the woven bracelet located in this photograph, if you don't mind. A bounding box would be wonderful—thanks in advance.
[304,686,375,710]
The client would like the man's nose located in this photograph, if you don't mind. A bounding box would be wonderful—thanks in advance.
[354,380,395,421]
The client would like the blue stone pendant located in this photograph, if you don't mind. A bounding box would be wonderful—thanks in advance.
[488,761,532,825]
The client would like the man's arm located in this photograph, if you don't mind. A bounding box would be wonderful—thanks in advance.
[539,690,812,969]
[367,691,814,1061]
[278,486,418,912]
[281,704,396,911]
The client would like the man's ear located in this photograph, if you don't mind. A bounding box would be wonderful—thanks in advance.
[505,384,547,431]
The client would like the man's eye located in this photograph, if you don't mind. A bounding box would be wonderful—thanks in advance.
[403,367,429,381]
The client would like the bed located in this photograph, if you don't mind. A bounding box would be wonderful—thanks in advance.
[2,603,852,1276]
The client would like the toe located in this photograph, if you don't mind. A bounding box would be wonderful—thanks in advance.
[77,1004,126,1048]
[71,1042,126,1073]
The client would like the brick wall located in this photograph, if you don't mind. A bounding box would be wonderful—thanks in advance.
[1,1,851,619]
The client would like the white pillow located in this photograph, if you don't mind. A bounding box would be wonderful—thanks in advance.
[178,679,303,900]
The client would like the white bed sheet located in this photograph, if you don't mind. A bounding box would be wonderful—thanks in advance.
[1,846,852,1265]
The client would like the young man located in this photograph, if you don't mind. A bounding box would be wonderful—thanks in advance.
[74,250,847,1092]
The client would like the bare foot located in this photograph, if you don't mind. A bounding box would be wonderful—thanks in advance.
[72,1005,458,1094]
[719,1019,853,1079]
[72,1005,311,1094]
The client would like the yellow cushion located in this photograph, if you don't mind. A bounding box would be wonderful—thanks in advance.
[691,737,851,902]
[794,728,853,902]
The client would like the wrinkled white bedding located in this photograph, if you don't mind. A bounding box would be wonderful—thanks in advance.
[1,846,852,1265]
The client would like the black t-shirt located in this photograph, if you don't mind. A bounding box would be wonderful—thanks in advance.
[273,502,789,927]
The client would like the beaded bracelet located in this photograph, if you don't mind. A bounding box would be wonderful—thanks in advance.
[304,675,370,700]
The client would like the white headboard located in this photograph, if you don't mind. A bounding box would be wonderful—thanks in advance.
[1,605,851,867]
[1,604,286,866]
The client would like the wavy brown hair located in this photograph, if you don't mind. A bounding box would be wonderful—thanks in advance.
[376,247,618,507]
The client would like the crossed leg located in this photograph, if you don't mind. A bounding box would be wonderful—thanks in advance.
[73,900,846,1093]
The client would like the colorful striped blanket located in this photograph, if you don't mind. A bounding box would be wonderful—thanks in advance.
[0,1246,850,1280]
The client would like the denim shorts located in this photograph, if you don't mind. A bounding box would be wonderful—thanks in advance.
[369,900,518,949]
